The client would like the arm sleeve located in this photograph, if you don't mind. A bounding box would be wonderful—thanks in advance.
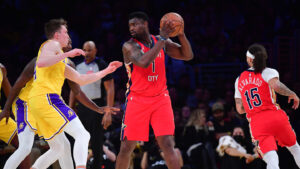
[234,77,241,98]
[261,68,279,82]
[98,58,113,81]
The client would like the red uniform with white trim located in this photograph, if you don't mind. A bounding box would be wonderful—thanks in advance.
[235,68,296,155]
[122,35,174,141]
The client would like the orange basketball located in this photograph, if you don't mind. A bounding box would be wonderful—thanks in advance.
[160,12,184,37]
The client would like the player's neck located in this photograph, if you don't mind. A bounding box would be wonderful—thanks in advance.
[136,33,151,44]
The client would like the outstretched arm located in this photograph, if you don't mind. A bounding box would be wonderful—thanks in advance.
[0,59,35,123]
[269,77,299,109]
[64,61,122,86]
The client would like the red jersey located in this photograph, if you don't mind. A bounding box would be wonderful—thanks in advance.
[235,68,280,118]
[125,35,167,97]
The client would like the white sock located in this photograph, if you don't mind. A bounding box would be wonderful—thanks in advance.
[58,132,74,169]
[287,142,300,168]
[32,133,66,169]
[263,150,280,169]
[64,117,90,167]
[4,126,35,169]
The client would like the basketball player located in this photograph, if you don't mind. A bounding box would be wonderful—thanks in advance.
[0,63,31,169]
[25,18,121,169]
[234,43,300,169]
[0,40,119,169]
[116,12,193,169]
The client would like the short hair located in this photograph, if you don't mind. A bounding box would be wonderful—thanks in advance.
[44,18,67,39]
[129,11,149,22]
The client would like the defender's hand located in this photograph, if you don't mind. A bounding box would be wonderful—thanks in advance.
[104,61,123,74]
[102,112,112,130]
[66,49,86,58]
[0,109,11,124]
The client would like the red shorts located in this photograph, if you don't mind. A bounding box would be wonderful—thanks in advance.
[121,90,175,141]
[249,109,296,155]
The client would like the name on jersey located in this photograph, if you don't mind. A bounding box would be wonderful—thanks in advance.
[148,75,158,81]
[238,77,262,91]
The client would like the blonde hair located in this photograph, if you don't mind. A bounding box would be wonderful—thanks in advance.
[185,109,206,127]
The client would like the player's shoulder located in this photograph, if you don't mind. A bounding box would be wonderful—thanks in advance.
[261,67,279,77]
[42,40,61,50]
[262,67,278,74]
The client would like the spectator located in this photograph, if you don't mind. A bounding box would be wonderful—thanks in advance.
[216,127,265,169]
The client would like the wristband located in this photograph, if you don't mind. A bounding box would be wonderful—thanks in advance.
[160,35,167,41]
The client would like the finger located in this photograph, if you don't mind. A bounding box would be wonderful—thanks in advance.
[288,97,291,103]
[111,107,120,111]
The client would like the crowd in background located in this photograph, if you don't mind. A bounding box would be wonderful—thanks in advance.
[1,0,300,169]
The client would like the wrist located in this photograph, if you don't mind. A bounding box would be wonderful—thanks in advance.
[159,35,168,41]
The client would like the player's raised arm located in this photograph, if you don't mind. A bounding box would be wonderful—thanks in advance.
[268,77,299,109]
[162,14,193,61]
[64,61,122,86]
[165,33,193,61]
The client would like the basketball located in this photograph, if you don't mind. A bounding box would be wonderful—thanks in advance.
[160,12,184,37]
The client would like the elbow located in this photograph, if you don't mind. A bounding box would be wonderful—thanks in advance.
[185,53,194,61]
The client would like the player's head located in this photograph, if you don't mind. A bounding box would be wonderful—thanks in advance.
[45,18,69,47]
[128,11,149,39]
[246,43,268,74]
[83,41,97,63]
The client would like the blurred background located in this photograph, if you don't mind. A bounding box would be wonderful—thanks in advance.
[0,0,300,169]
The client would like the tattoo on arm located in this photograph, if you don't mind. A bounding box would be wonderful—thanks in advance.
[275,81,295,96]
[235,98,245,113]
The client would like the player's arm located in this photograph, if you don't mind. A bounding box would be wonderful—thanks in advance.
[37,41,85,68]
[64,61,122,86]
[0,59,35,123]
[165,34,193,61]
[269,77,299,109]
[234,77,246,114]
[123,41,165,68]
[104,79,115,107]
[67,61,119,114]
[123,21,175,68]
[235,98,246,114]
[0,64,12,98]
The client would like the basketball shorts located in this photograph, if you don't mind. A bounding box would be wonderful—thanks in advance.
[12,98,38,135]
[0,114,17,144]
[249,109,296,156]
[28,93,77,140]
[121,91,175,141]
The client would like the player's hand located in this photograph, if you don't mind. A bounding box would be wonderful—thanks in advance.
[97,106,120,115]
[104,61,123,74]
[160,20,175,39]
[245,154,255,164]
[288,93,299,109]
[66,49,86,58]
[102,112,112,130]
[0,109,11,124]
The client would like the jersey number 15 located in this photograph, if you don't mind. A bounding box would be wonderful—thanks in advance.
[244,88,262,109]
